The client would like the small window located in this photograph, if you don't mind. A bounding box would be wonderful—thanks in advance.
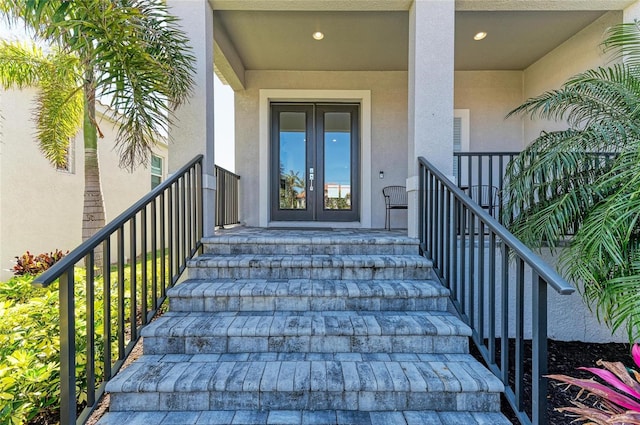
[453,109,469,183]
[56,138,75,174]
[151,154,163,189]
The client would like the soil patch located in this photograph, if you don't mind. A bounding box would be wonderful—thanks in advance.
[470,339,633,424]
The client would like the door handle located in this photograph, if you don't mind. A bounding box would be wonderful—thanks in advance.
[309,167,314,192]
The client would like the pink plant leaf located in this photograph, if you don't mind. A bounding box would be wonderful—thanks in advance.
[633,344,640,370]
[610,411,640,424]
[557,405,612,424]
[547,374,640,412]
[579,366,640,400]
[598,360,640,394]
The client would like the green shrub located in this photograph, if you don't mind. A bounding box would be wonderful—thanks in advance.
[0,254,166,424]
[0,273,111,425]
[0,276,60,425]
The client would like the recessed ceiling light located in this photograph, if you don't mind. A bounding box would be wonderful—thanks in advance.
[473,31,487,41]
[312,31,324,41]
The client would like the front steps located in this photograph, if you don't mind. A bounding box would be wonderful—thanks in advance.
[99,410,510,425]
[101,228,510,425]
[141,311,470,355]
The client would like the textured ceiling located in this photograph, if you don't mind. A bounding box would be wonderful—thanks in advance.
[455,11,606,70]
[214,9,609,72]
[217,11,408,71]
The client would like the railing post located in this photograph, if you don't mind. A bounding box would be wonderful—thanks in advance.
[532,272,549,425]
[198,162,204,240]
[103,238,112,380]
[59,269,76,425]
[130,218,138,341]
[418,164,425,251]
[219,167,226,229]
[515,258,525,410]
[117,226,126,359]
[86,251,96,408]
[500,244,509,384]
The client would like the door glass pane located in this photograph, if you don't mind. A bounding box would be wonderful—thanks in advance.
[279,112,306,210]
[323,112,351,210]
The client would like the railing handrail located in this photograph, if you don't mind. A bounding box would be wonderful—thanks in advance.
[453,150,616,156]
[454,151,520,156]
[33,154,204,288]
[419,156,574,295]
[215,164,241,179]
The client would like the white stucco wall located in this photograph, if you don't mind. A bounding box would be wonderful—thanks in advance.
[463,243,628,343]
[522,10,623,145]
[625,1,640,21]
[0,88,168,280]
[454,71,524,152]
[235,70,408,229]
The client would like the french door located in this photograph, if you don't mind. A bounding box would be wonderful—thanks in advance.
[270,103,360,222]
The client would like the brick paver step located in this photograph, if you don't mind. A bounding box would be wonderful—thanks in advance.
[106,354,504,413]
[187,255,432,280]
[103,228,510,423]
[96,409,512,425]
[203,229,418,256]
[141,311,470,355]
[167,279,450,312]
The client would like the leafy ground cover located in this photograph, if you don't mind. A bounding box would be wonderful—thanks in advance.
[0,275,61,425]
[0,251,167,425]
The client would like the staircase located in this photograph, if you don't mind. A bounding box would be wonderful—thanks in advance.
[99,228,510,425]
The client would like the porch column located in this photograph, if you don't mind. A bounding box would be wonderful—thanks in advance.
[167,0,216,237]
[407,0,455,238]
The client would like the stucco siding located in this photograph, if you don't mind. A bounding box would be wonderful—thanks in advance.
[0,88,168,280]
[454,71,523,152]
[235,70,408,228]
[0,87,84,276]
[523,10,623,146]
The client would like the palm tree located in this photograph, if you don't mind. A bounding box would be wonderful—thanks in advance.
[0,0,195,266]
[503,21,640,341]
[280,169,305,209]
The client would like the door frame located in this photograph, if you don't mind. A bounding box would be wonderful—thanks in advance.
[259,89,372,227]
[270,103,360,222]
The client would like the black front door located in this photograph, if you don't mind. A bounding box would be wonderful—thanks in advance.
[271,103,360,222]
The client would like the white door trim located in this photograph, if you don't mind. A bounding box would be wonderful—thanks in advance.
[259,89,372,227]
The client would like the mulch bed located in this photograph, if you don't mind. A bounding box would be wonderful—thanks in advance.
[471,339,634,424]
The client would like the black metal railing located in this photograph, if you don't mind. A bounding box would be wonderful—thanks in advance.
[454,151,617,229]
[215,165,240,228]
[33,155,204,424]
[419,156,575,425]
[454,152,519,223]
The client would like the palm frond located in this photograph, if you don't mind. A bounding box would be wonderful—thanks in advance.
[35,56,83,167]
[0,41,82,168]
[127,0,196,108]
[0,0,63,37]
[603,21,640,70]
[0,42,47,88]
[504,21,640,343]
[583,245,640,341]
[501,129,620,248]
[41,0,195,169]
[508,65,640,133]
